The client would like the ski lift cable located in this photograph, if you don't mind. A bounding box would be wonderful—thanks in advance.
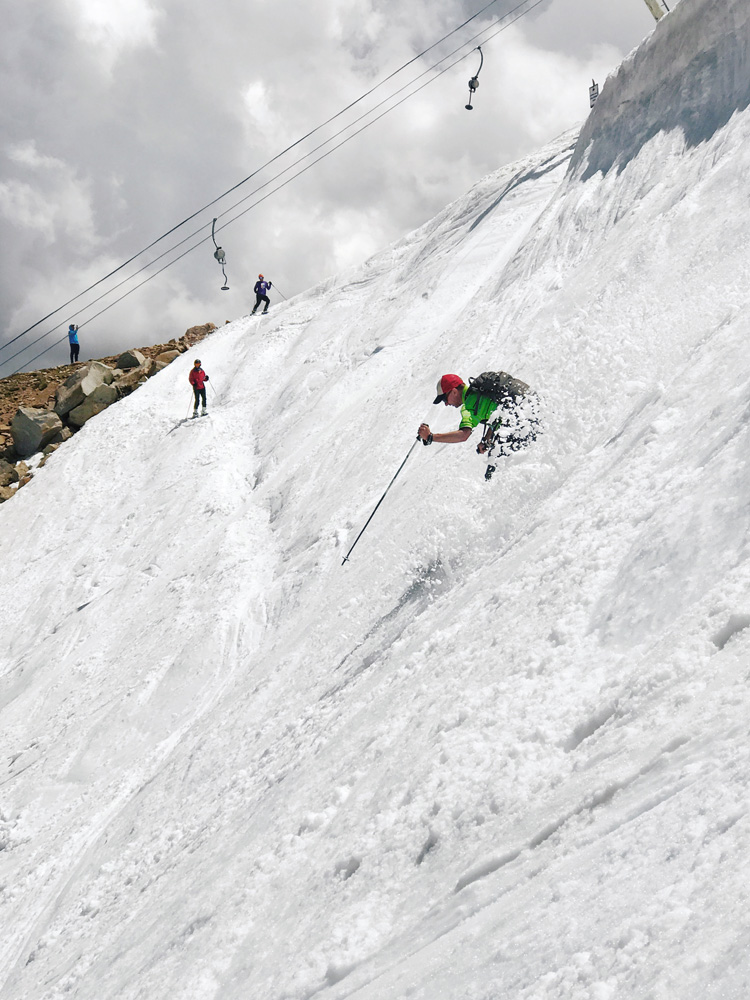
[0,0,523,358]
[8,0,550,374]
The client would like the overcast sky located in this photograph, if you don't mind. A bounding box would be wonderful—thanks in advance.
[0,0,659,373]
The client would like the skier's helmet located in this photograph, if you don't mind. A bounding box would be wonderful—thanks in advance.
[258,274,264,279]
[194,359,201,366]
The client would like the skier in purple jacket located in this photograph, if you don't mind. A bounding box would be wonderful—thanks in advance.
[252,275,272,314]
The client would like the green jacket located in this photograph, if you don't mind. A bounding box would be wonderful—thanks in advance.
[458,385,498,430]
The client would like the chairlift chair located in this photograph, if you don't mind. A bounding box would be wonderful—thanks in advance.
[465,46,483,110]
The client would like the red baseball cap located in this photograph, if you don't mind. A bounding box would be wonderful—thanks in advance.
[433,373,465,403]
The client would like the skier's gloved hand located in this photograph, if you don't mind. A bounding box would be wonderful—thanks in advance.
[205,376,209,380]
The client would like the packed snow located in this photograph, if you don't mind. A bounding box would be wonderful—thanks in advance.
[2,0,750,997]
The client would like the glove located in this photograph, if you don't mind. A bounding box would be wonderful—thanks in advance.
[421,433,433,446]
[205,376,209,381]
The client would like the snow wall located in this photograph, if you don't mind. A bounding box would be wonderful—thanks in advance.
[3,0,750,997]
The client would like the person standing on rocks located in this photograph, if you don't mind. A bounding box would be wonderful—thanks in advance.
[68,324,80,364]
[188,359,209,417]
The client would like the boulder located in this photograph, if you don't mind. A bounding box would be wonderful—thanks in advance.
[155,350,180,365]
[184,322,216,341]
[49,426,74,446]
[0,485,14,504]
[115,349,146,370]
[113,363,151,395]
[53,367,88,415]
[0,459,18,487]
[67,383,118,427]
[89,361,114,384]
[54,362,114,416]
[11,407,64,457]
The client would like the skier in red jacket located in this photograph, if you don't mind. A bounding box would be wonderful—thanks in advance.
[188,359,209,417]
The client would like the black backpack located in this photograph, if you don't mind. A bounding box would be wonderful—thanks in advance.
[467,370,530,404]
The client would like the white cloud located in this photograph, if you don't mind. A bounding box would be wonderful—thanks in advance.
[0,142,97,246]
[62,0,160,67]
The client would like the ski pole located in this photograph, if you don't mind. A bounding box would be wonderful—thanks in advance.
[341,437,421,566]
[186,393,195,418]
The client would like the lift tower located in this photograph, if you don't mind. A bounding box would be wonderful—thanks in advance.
[642,0,669,20]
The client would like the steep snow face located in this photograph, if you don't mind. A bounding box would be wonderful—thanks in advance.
[571,0,750,178]
[3,1,750,997]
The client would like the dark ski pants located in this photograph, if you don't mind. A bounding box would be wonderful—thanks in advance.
[193,387,207,411]
[252,294,270,314]
[70,344,80,363]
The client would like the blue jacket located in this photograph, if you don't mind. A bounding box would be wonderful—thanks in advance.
[68,327,79,345]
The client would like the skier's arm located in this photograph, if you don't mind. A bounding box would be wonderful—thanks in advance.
[418,423,472,444]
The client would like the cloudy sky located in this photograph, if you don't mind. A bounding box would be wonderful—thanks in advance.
[0,0,659,373]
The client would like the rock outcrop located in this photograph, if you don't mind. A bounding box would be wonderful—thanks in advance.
[10,408,64,458]
[68,383,119,427]
[54,362,114,417]
[115,349,147,370]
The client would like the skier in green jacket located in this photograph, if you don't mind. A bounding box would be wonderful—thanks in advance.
[418,374,498,452]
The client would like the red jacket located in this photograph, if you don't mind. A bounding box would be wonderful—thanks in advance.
[189,367,207,389]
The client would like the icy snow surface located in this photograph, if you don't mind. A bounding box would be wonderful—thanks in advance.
[3,0,750,997]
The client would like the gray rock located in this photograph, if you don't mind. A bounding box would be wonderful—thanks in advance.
[54,362,113,416]
[155,350,180,364]
[115,349,146,370]
[0,459,18,487]
[49,426,74,446]
[11,407,64,457]
[54,367,88,415]
[113,364,150,395]
[67,383,118,427]
[89,361,114,384]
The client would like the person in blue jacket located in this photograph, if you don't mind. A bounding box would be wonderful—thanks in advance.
[252,275,272,314]
[68,324,80,363]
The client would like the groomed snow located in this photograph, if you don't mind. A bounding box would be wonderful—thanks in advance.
[3,0,750,997]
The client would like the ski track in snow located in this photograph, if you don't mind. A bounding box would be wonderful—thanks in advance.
[3,1,750,996]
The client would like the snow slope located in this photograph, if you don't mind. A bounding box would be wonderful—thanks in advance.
[3,0,750,996]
